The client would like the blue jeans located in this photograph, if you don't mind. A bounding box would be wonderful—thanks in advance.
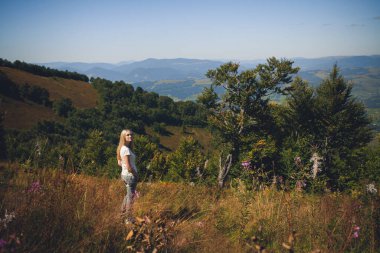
[121,174,137,216]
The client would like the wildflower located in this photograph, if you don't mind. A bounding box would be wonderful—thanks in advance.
[294,156,302,167]
[295,180,306,191]
[241,160,251,170]
[196,221,204,228]
[352,225,360,239]
[4,210,16,221]
[0,210,16,229]
[366,184,378,195]
[28,181,42,193]
[0,239,7,248]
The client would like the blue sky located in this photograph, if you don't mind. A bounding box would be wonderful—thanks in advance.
[0,0,379,63]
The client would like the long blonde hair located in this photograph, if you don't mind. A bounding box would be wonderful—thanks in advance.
[116,129,133,161]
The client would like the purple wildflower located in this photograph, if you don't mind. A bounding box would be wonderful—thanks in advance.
[352,225,360,238]
[241,160,251,170]
[0,239,7,248]
[28,181,42,193]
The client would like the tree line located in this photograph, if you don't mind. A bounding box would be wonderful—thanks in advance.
[1,57,379,192]
[0,58,89,82]
[0,72,51,106]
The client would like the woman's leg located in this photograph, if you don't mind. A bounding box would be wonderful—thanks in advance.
[121,175,136,217]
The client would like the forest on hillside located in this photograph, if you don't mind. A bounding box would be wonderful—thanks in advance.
[0,57,379,192]
[0,58,89,82]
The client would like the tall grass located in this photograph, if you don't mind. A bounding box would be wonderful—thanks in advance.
[0,164,378,252]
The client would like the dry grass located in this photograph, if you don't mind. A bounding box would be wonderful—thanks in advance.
[0,95,62,129]
[0,164,378,252]
[0,67,99,129]
[0,67,99,108]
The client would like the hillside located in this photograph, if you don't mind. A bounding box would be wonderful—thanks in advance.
[0,95,61,129]
[0,66,99,129]
[0,65,212,152]
[146,125,213,153]
[0,67,98,108]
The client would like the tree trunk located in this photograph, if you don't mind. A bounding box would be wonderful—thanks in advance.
[218,154,232,188]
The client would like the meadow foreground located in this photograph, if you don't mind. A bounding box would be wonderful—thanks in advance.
[0,164,378,253]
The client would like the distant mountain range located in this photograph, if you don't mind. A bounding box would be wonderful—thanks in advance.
[42,58,224,83]
[40,56,380,102]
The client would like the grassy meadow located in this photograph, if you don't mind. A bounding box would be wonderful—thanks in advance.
[0,163,378,253]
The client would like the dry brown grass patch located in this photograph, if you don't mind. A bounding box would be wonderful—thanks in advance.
[0,67,98,108]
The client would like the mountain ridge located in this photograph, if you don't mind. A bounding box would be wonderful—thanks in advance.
[37,56,380,102]
[39,55,380,81]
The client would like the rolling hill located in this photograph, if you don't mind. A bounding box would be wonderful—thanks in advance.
[3,56,380,131]
[0,66,99,129]
[0,65,213,151]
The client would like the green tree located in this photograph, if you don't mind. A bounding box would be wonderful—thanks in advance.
[284,77,317,139]
[133,135,158,179]
[53,98,75,117]
[20,84,51,106]
[279,77,318,184]
[148,151,168,180]
[166,136,204,182]
[79,130,108,175]
[196,86,218,108]
[361,134,380,184]
[313,65,372,189]
[200,57,299,187]
[284,65,373,190]
[67,108,103,142]
[0,112,6,159]
[0,72,20,99]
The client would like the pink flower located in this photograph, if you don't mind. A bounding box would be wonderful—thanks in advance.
[28,181,42,193]
[352,225,360,238]
[241,160,251,169]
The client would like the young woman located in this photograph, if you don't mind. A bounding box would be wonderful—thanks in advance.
[117,129,138,223]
